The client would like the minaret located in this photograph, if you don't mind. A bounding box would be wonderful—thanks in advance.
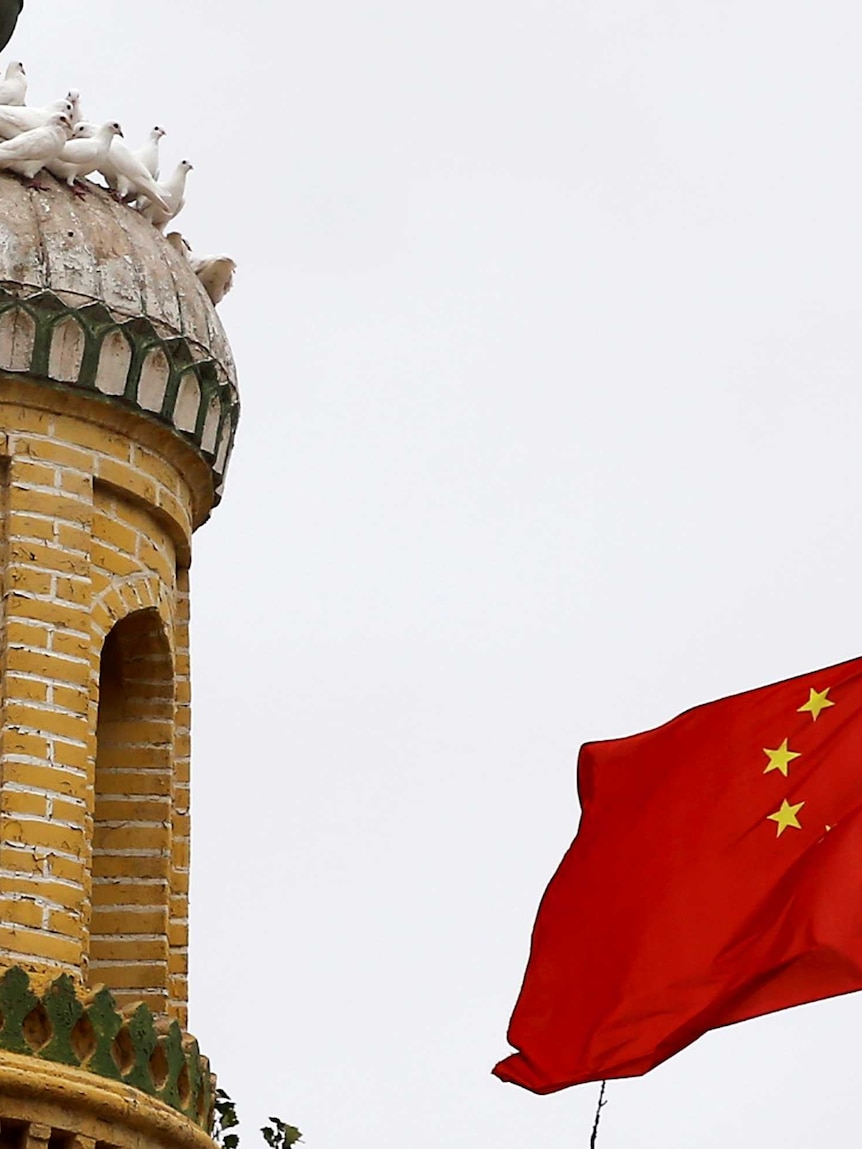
[0,170,239,1145]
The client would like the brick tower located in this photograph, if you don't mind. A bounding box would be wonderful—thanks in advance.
[0,171,239,1146]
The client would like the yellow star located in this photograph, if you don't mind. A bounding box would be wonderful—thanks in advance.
[768,799,804,837]
[762,738,801,777]
[798,687,834,721]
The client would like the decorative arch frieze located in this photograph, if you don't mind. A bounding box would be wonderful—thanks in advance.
[0,285,240,499]
[0,967,214,1128]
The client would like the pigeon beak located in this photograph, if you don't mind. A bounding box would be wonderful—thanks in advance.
[117,128,124,138]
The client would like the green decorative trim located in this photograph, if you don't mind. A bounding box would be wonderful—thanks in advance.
[0,285,240,500]
[40,973,84,1064]
[0,966,37,1055]
[0,967,213,1131]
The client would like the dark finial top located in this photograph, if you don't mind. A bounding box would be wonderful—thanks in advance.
[0,0,21,54]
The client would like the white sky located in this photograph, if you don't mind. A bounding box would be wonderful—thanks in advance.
[14,1,862,1145]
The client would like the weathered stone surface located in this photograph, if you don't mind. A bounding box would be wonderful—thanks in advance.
[0,172,239,501]
[0,1050,216,1149]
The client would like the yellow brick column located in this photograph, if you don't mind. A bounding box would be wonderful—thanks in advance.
[0,416,95,974]
[0,384,216,1006]
[0,166,240,1145]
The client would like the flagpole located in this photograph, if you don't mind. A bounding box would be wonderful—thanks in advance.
[589,1081,607,1147]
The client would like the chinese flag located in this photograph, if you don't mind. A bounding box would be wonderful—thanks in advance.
[494,656,862,1093]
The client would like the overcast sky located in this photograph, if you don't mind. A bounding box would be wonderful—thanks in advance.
[14,1,862,1145]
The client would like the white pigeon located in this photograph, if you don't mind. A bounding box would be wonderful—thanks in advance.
[132,125,165,181]
[65,89,83,128]
[166,232,236,305]
[0,113,73,186]
[0,97,73,140]
[189,254,237,306]
[0,61,26,106]
[75,122,170,212]
[139,159,192,231]
[46,120,123,195]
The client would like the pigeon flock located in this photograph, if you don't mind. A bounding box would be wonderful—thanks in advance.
[0,60,236,306]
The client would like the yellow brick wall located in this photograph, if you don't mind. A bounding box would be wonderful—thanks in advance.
[171,568,192,1018]
[0,454,7,693]
[0,380,208,1027]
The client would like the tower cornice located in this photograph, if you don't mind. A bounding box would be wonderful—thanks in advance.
[0,171,240,507]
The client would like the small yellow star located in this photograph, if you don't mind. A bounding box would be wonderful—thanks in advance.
[762,738,801,777]
[768,799,804,837]
[798,687,834,721]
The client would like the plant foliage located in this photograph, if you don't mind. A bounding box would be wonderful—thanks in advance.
[213,1088,302,1148]
[262,1116,303,1148]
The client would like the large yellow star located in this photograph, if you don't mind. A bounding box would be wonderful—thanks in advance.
[798,687,834,721]
[763,738,801,777]
[768,799,804,837]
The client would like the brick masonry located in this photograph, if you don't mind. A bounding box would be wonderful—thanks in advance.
[0,378,214,1028]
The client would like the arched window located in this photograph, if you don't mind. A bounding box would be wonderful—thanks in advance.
[89,608,174,1012]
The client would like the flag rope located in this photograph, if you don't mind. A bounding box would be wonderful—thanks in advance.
[589,1081,607,1147]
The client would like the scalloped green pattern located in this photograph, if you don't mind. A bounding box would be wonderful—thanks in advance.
[0,967,213,1130]
[0,286,240,501]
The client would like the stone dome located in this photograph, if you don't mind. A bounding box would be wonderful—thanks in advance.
[0,171,240,502]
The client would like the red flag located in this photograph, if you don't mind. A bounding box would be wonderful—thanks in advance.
[494,656,862,1093]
